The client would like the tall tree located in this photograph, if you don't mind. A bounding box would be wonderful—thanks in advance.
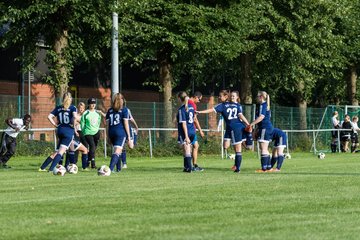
[253,0,346,128]
[0,1,113,97]
[336,0,360,105]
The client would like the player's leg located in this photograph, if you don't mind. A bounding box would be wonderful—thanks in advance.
[233,143,242,173]
[120,146,127,169]
[275,147,285,171]
[1,135,16,168]
[271,148,278,169]
[109,135,125,172]
[85,135,97,168]
[110,146,122,172]
[192,135,203,171]
[183,142,192,173]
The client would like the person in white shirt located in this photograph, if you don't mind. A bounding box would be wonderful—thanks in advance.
[351,116,359,153]
[331,111,341,153]
[0,114,31,168]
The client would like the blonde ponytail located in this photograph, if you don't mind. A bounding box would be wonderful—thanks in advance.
[62,92,72,109]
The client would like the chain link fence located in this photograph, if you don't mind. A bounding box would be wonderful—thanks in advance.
[0,94,355,155]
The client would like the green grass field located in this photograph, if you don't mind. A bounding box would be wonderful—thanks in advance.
[0,151,359,240]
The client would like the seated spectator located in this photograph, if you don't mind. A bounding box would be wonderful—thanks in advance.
[340,114,352,152]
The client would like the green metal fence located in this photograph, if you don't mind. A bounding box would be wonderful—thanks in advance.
[0,94,355,153]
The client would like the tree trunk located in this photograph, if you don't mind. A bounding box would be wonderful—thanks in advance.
[296,81,308,147]
[240,53,252,121]
[348,65,358,105]
[240,53,252,104]
[157,44,173,143]
[53,29,69,98]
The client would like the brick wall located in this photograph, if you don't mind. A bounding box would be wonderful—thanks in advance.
[0,80,220,141]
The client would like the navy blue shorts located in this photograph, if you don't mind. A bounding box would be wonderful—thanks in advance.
[178,132,196,145]
[257,128,273,143]
[273,134,287,148]
[57,127,74,149]
[224,127,244,146]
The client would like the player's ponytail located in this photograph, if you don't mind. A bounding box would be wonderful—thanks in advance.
[112,93,125,111]
[258,91,270,110]
[62,92,72,109]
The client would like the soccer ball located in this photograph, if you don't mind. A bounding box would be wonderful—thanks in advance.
[318,152,326,159]
[228,154,235,160]
[67,164,78,174]
[97,165,111,176]
[284,153,292,159]
[53,165,66,176]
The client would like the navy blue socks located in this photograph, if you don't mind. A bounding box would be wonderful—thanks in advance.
[110,153,120,171]
[234,152,242,172]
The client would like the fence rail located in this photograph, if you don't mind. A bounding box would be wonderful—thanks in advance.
[1,127,352,158]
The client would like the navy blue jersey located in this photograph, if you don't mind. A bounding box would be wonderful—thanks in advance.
[51,105,77,128]
[106,107,130,132]
[214,102,245,130]
[177,104,196,137]
[255,102,273,129]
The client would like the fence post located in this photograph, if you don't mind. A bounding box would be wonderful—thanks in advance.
[312,127,316,154]
[149,129,153,158]
[104,128,107,158]
[152,102,156,146]
[17,96,21,118]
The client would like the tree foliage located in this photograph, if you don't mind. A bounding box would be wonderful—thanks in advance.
[1,0,360,108]
[0,0,113,96]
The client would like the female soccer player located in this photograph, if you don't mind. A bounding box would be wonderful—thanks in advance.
[106,93,133,172]
[177,91,196,173]
[39,92,88,172]
[197,90,250,172]
[185,91,205,171]
[250,91,274,172]
[81,97,102,169]
[73,102,87,164]
[270,128,287,172]
[118,107,139,170]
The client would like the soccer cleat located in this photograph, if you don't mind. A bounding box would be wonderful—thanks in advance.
[255,169,267,173]
[82,168,90,171]
[38,168,47,172]
[183,168,192,173]
[231,165,236,171]
[192,166,204,172]
[2,164,11,169]
[273,168,281,172]
[122,164,127,169]
[234,169,240,173]
[266,168,275,172]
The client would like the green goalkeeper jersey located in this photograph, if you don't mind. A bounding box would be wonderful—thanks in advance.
[80,110,101,135]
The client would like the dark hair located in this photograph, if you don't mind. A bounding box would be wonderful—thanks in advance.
[23,114,31,120]
[177,91,188,102]
[191,91,202,98]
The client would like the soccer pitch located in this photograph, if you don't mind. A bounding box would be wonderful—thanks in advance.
[1,152,359,240]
